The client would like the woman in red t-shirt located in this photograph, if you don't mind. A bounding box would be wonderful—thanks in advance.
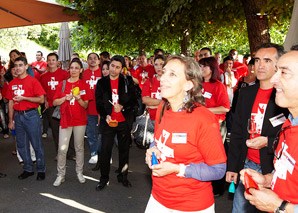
[52,58,92,187]
[142,55,165,122]
[145,56,226,212]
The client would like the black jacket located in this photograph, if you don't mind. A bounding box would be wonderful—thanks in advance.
[227,82,289,175]
[95,74,137,129]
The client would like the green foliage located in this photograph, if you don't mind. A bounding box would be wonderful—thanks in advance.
[27,25,60,51]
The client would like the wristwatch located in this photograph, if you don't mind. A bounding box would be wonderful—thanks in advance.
[274,200,289,213]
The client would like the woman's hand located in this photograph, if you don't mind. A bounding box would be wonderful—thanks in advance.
[65,94,73,101]
[74,94,81,101]
[146,147,161,169]
[152,162,180,177]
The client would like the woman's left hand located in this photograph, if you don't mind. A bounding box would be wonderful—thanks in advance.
[152,162,180,177]
[74,94,81,101]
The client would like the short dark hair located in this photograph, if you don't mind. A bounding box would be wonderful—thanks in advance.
[256,43,284,59]
[72,53,80,57]
[110,55,125,69]
[248,58,255,65]
[154,55,165,62]
[37,51,43,57]
[14,57,28,65]
[290,44,298,51]
[223,56,234,63]
[154,49,165,56]
[69,58,83,69]
[244,54,251,59]
[199,57,221,83]
[200,47,212,56]
[100,51,110,59]
[47,52,59,61]
[87,52,100,60]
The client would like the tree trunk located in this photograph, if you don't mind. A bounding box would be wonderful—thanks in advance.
[180,28,191,56]
[241,0,270,54]
[138,43,145,56]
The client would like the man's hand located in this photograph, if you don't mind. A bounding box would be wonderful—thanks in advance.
[226,171,238,184]
[244,187,283,212]
[246,136,267,149]
[114,104,123,113]
[8,121,15,130]
[240,168,269,189]
[106,115,112,124]
[13,96,25,102]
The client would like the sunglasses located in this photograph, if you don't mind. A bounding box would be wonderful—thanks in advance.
[272,125,291,160]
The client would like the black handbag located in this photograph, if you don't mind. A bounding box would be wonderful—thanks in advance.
[52,80,66,120]
[131,110,155,149]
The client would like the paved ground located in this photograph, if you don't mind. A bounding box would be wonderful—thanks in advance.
[0,129,233,213]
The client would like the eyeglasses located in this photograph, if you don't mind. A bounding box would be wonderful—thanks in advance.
[272,125,291,160]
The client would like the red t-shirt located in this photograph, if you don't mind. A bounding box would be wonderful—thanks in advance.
[141,77,161,120]
[247,88,273,164]
[110,78,125,122]
[6,75,45,111]
[31,61,47,73]
[53,79,92,127]
[2,82,9,99]
[202,80,230,122]
[271,119,298,204]
[39,69,68,107]
[135,64,155,89]
[82,68,102,115]
[152,104,227,211]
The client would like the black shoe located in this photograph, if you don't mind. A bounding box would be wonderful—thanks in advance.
[18,171,34,180]
[117,174,132,187]
[36,172,45,181]
[96,181,109,191]
[0,173,7,178]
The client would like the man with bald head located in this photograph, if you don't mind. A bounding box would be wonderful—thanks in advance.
[239,45,298,213]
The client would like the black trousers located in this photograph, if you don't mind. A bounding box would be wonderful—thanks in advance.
[100,120,131,182]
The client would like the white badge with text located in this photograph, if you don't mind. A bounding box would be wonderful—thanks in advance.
[203,91,212,99]
[172,133,187,144]
[269,113,286,127]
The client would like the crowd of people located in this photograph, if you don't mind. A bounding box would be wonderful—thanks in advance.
[0,43,298,213]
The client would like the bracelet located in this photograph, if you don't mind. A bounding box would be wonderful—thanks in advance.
[176,164,186,177]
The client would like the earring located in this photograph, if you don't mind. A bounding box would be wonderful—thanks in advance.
[183,91,189,104]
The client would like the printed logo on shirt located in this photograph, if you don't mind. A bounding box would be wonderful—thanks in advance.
[87,75,101,89]
[251,103,267,134]
[48,77,59,90]
[112,89,118,105]
[155,129,174,162]
[271,143,296,189]
[13,85,24,96]
[151,87,162,100]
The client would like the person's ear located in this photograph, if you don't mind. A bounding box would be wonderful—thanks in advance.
[184,80,194,92]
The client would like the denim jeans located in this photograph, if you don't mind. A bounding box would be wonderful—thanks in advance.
[86,115,100,156]
[232,158,262,213]
[15,109,45,172]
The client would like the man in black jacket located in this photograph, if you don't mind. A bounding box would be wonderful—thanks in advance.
[226,43,289,213]
[95,55,137,190]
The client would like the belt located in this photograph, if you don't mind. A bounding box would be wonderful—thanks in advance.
[15,108,36,114]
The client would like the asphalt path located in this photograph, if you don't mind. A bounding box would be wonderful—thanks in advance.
[0,129,233,213]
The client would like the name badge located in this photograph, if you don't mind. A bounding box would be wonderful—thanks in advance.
[12,85,17,90]
[172,133,187,144]
[269,113,286,127]
[80,90,86,95]
[203,91,212,99]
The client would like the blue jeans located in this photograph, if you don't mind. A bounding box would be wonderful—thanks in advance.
[232,158,262,213]
[15,109,45,172]
[86,115,100,156]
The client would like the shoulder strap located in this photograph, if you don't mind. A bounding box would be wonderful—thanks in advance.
[62,80,66,93]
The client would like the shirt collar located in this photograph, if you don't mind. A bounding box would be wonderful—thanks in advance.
[288,114,298,126]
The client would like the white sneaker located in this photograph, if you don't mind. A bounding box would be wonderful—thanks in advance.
[88,155,98,164]
[53,176,65,187]
[77,173,86,183]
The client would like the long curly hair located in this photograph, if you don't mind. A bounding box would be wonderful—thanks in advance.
[163,55,205,113]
